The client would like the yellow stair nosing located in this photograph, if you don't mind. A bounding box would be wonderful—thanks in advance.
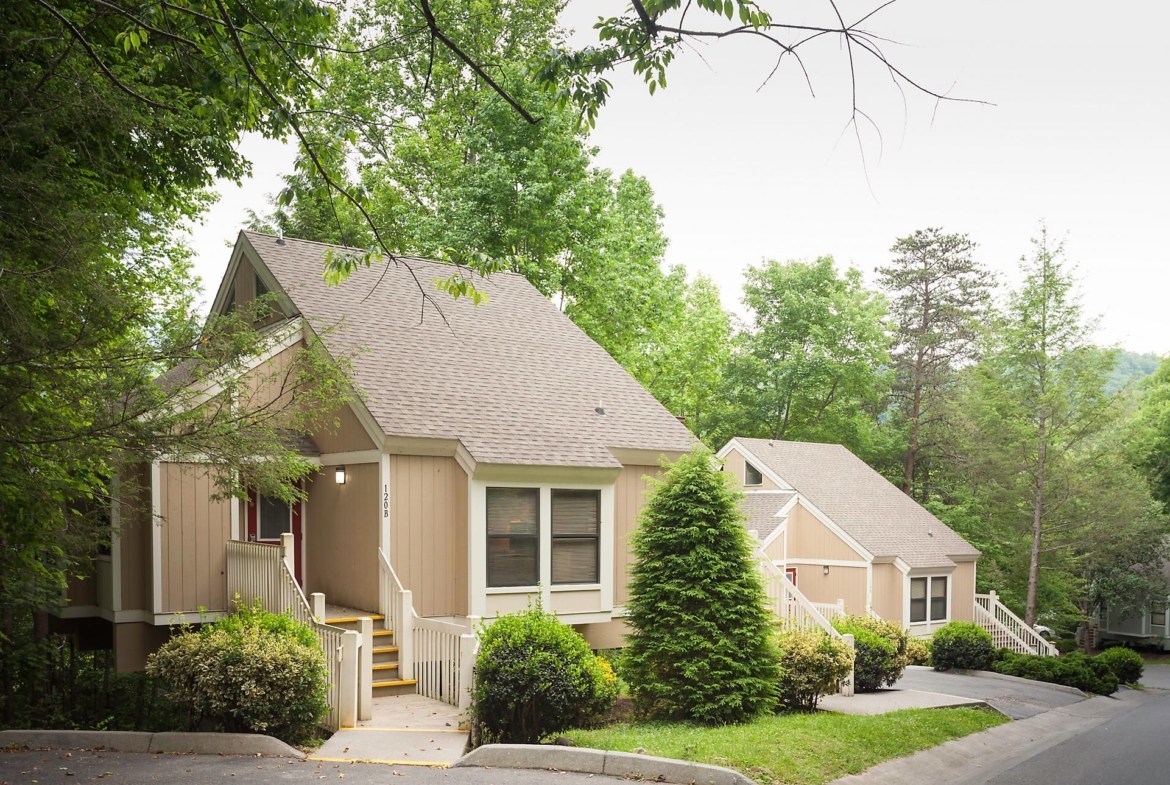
[371,663,399,671]
[372,678,418,688]
[372,646,399,654]
[372,629,394,637]
[324,613,385,624]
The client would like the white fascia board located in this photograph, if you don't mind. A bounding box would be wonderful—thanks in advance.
[318,449,382,466]
[759,521,787,551]
[207,236,245,316]
[715,440,794,490]
[237,234,299,319]
[174,317,306,408]
[790,493,874,562]
[785,558,870,568]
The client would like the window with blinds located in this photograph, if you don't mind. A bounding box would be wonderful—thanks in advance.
[258,494,291,541]
[930,576,948,621]
[551,489,600,585]
[910,577,928,623]
[910,576,948,624]
[487,488,539,587]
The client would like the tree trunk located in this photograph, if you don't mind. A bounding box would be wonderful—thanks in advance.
[902,381,921,495]
[1025,417,1046,627]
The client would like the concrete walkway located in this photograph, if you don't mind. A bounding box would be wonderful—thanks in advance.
[894,666,1087,719]
[820,688,987,715]
[310,694,468,766]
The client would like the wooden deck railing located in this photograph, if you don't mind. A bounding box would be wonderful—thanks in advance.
[379,548,478,708]
[226,537,364,730]
[975,591,1057,656]
[812,600,847,621]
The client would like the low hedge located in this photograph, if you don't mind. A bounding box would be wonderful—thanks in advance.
[906,638,932,667]
[993,650,1118,695]
[832,616,908,692]
[776,630,855,710]
[931,622,994,671]
[1095,646,1144,685]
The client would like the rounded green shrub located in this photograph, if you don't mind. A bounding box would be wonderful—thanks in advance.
[775,630,855,710]
[931,622,995,671]
[147,604,328,743]
[1095,646,1144,685]
[832,615,908,691]
[993,650,1118,695]
[906,638,932,667]
[471,604,616,744]
[624,448,779,724]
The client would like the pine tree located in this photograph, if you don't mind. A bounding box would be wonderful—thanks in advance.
[623,447,779,724]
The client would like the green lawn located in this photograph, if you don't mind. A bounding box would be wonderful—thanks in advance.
[565,707,1008,785]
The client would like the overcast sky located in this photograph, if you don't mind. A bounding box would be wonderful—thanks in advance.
[187,1,1170,354]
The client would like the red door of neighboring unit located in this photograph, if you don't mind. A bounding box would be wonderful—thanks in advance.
[246,487,303,585]
[785,567,798,588]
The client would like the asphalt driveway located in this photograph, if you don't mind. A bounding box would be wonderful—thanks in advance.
[894,666,1087,719]
[1137,661,1170,689]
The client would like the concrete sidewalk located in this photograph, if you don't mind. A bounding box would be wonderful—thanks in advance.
[310,694,468,766]
[819,688,987,715]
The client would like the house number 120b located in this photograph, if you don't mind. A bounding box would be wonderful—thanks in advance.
[383,485,389,518]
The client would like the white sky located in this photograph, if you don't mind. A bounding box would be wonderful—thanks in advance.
[187,0,1170,354]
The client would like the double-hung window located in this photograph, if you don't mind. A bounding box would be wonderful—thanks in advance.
[487,488,539,587]
[551,490,600,585]
[910,576,948,624]
[1152,606,1167,627]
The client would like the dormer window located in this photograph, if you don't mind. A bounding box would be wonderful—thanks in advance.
[255,273,269,299]
[745,461,763,486]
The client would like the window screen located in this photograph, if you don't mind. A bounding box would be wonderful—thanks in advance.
[930,576,948,622]
[745,462,763,486]
[552,490,600,585]
[259,494,290,540]
[910,577,928,623]
[487,488,539,587]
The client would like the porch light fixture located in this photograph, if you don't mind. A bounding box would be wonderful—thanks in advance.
[823,565,830,575]
[335,465,346,485]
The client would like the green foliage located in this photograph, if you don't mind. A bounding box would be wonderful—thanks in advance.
[993,650,1118,695]
[931,622,994,671]
[906,638,933,667]
[832,616,908,692]
[1106,351,1162,395]
[624,447,780,724]
[470,603,616,744]
[147,608,328,743]
[775,631,855,710]
[1094,647,1144,685]
[1131,356,1170,513]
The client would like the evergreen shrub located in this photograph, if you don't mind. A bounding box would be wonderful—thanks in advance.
[832,615,908,691]
[775,630,855,710]
[470,604,616,744]
[906,638,932,667]
[993,650,1118,695]
[931,621,995,671]
[624,447,779,724]
[1095,646,1144,685]
[147,602,327,743]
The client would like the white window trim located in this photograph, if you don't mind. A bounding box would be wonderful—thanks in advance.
[744,461,764,487]
[471,478,614,617]
[907,574,951,626]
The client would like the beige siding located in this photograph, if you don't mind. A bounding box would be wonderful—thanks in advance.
[763,531,786,561]
[233,254,255,310]
[575,619,630,650]
[551,590,602,615]
[66,571,96,608]
[786,501,863,561]
[157,463,232,614]
[951,560,976,622]
[872,562,903,623]
[119,463,152,611]
[389,455,469,618]
[721,448,782,490]
[486,591,539,617]
[790,564,868,615]
[614,465,665,607]
[114,622,172,673]
[312,404,376,454]
[305,462,379,611]
[242,340,302,412]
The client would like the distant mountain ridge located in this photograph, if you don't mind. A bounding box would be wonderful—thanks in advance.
[1107,350,1163,394]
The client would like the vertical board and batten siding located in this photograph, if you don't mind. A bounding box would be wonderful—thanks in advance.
[305,462,379,611]
[311,405,376,454]
[871,562,904,624]
[763,531,786,561]
[232,254,255,309]
[613,465,665,607]
[157,463,232,613]
[950,560,976,622]
[389,455,468,618]
[791,565,868,616]
[785,502,864,562]
[721,448,783,491]
[119,463,152,612]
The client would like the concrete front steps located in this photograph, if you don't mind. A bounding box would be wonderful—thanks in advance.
[324,611,417,698]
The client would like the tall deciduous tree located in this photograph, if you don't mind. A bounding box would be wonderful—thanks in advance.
[725,257,890,455]
[878,229,993,499]
[1131,357,1170,513]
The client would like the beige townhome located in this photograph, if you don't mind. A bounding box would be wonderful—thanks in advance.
[719,437,1055,654]
[57,231,695,724]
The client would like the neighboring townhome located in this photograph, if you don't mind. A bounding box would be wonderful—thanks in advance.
[1093,555,1170,651]
[56,231,697,681]
[718,437,981,637]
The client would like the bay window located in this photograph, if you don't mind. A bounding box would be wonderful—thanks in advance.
[487,487,539,587]
[551,490,600,584]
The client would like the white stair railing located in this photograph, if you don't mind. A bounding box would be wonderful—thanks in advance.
[974,591,1057,657]
[226,535,364,730]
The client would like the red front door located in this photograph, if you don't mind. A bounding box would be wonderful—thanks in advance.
[246,488,303,585]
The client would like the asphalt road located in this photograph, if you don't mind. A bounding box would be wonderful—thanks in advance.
[0,749,620,784]
[987,686,1170,784]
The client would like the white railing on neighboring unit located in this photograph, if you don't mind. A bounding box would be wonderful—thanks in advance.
[975,591,1058,657]
[812,600,847,621]
[867,607,883,621]
[226,536,364,731]
[378,548,478,708]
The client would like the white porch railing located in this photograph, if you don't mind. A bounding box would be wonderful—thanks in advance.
[378,548,479,708]
[975,591,1058,657]
[226,536,365,730]
[812,600,847,621]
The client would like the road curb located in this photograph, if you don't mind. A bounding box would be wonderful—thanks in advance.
[454,743,753,785]
[0,729,304,759]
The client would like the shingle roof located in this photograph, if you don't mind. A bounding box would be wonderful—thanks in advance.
[731,438,980,569]
[240,231,697,468]
[740,491,797,541]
